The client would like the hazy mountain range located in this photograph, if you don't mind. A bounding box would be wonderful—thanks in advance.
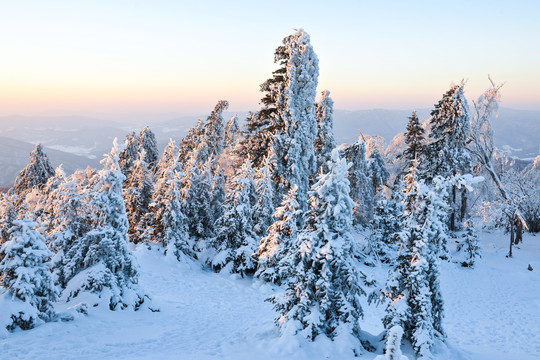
[0,107,538,187]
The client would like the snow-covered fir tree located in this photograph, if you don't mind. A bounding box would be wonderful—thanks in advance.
[178,119,205,166]
[224,114,241,150]
[59,140,149,310]
[149,154,192,261]
[45,168,94,287]
[269,150,365,351]
[367,148,389,195]
[401,111,425,171]
[211,159,258,276]
[455,219,480,267]
[384,325,405,360]
[123,150,154,243]
[0,217,57,332]
[252,153,277,237]
[203,100,228,159]
[383,172,447,358]
[0,193,17,247]
[239,29,318,219]
[423,81,473,231]
[155,139,178,179]
[138,127,159,171]
[180,145,216,241]
[255,185,300,284]
[10,144,55,200]
[272,29,319,215]
[342,139,372,225]
[314,90,336,174]
[118,131,138,177]
[368,181,405,263]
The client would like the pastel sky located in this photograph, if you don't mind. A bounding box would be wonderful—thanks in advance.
[1,0,539,118]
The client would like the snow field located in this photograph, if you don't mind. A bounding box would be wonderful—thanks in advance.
[1,231,539,360]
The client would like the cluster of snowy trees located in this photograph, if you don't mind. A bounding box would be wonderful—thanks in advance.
[1,29,538,358]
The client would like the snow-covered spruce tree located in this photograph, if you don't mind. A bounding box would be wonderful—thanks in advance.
[269,150,365,350]
[118,131,138,178]
[401,111,425,171]
[314,90,336,174]
[224,114,241,150]
[367,148,389,195]
[138,126,159,171]
[255,185,300,284]
[211,160,258,276]
[10,143,55,200]
[45,169,95,287]
[149,155,192,261]
[368,181,405,263]
[60,140,149,310]
[252,153,277,237]
[203,100,228,159]
[180,145,216,241]
[423,81,473,231]
[383,173,447,358]
[123,150,154,244]
[342,139,372,226]
[178,119,205,166]
[456,219,480,267]
[239,29,318,216]
[209,160,226,229]
[0,193,17,247]
[272,30,319,214]
[0,217,57,332]
[155,139,178,179]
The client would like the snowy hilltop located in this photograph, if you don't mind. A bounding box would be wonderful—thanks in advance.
[1,30,539,360]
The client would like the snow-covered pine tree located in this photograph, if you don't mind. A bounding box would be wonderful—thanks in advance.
[367,148,389,195]
[423,81,473,231]
[384,325,405,360]
[211,159,258,276]
[314,90,336,174]
[253,153,277,237]
[269,150,365,350]
[119,132,138,177]
[123,150,154,243]
[203,100,228,159]
[456,219,480,267]
[149,153,192,261]
[368,181,405,263]
[178,119,205,166]
[180,145,216,241]
[255,185,300,284]
[272,30,319,215]
[138,127,159,171]
[0,193,17,247]
[10,143,55,200]
[0,217,57,332]
[239,29,318,218]
[342,139,372,226]
[401,111,425,171]
[155,139,178,179]
[383,172,447,358]
[60,140,149,310]
[46,168,95,287]
[224,114,241,150]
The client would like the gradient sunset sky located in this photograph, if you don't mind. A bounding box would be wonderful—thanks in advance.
[1,0,539,118]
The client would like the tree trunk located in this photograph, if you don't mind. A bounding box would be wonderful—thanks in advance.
[460,189,467,222]
[508,217,514,258]
[450,184,456,232]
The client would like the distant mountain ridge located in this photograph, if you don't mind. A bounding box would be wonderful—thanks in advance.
[0,107,537,187]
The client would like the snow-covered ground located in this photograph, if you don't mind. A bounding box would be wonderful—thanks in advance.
[1,231,539,360]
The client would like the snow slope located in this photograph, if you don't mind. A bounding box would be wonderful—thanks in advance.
[1,231,539,360]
